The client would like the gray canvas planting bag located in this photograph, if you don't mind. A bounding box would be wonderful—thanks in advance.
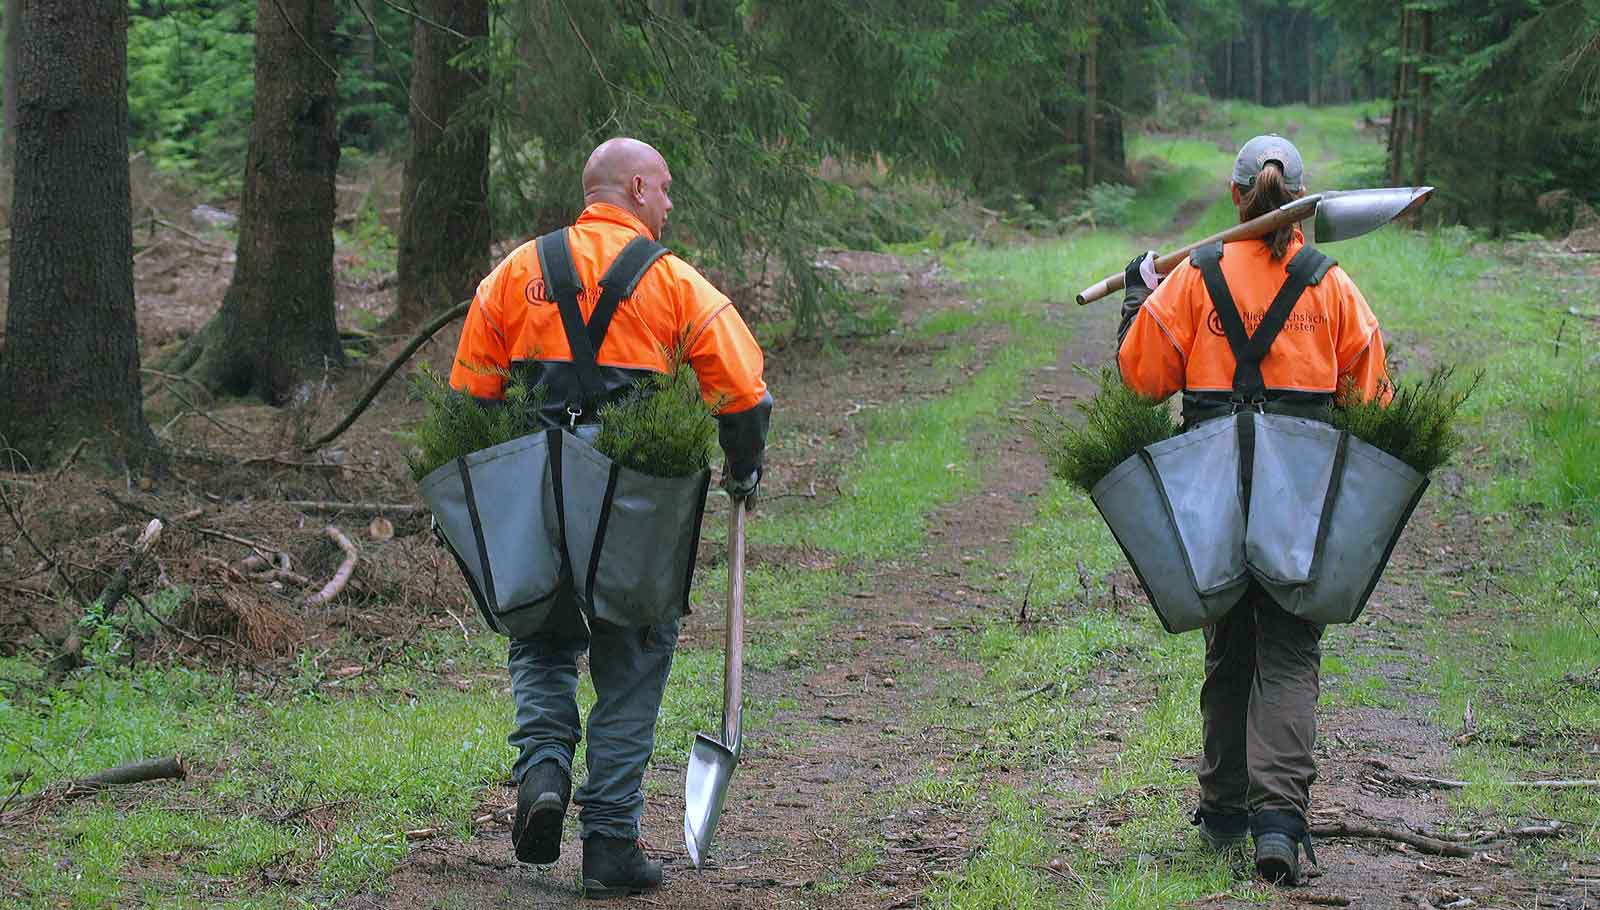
[1194,242,1429,625]
[1247,415,1428,624]
[418,431,564,639]
[537,229,711,628]
[1090,413,1250,632]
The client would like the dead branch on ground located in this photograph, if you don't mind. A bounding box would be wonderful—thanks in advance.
[1367,758,1600,790]
[2,756,187,819]
[303,526,358,606]
[304,299,469,452]
[284,500,426,517]
[1311,821,1479,857]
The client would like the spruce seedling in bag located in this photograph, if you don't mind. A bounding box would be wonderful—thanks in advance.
[406,362,548,481]
[1030,367,1181,493]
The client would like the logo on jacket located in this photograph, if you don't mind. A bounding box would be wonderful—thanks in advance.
[525,279,602,308]
[1205,307,1327,337]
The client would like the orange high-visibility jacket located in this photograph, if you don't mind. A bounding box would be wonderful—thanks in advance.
[450,203,771,480]
[1118,230,1388,417]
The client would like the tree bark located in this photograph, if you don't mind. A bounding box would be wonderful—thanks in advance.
[0,0,154,469]
[1081,18,1098,189]
[391,0,490,329]
[172,0,343,405]
[1388,6,1411,186]
[1252,20,1264,105]
[3,0,21,171]
[1413,9,1432,188]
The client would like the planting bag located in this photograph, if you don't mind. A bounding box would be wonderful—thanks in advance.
[1091,415,1250,633]
[549,427,711,628]
[1244,413,1343,587]
[1249,421,1428,624]
[418,431,564,639]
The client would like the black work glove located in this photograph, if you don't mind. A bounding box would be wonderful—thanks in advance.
[723,466,760,511]
[1124,250,1162,293]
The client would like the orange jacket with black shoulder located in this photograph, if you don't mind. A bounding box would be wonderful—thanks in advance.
[450,202,771,479]
[1117,230,1388,423]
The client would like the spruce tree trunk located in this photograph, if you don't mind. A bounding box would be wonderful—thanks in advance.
[391,0,490,328]
[3,0,20,171]
[173,0,343,405]
[0,0,153,468]
[1252,22,1264,105]
[1082,23,1098,189]
[1388,7,1411,185]
[1413,10,1432,187]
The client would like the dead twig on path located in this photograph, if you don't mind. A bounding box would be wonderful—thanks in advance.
[302,526,358,606]
[283,500,426,517]
[1367,758,1600,790]
[1295,897,1352,907]
[1311,821,1479,857]
[304,299,470,452]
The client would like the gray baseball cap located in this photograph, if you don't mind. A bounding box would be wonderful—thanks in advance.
[1232,134,1305,191]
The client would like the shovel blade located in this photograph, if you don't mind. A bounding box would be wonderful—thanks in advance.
[1313,186,1433,243]
[683,733,738,868]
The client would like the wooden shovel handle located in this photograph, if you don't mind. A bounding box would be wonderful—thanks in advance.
[1075,195,1322,305]
[722,500,746,752]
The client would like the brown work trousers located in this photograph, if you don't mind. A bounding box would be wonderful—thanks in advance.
[1197,583,1325,819]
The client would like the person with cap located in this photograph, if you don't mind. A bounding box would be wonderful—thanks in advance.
[450,137,770,897]
[1114,134,1390,885]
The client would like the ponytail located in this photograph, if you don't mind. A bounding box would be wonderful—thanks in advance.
[1238,163,1298,260]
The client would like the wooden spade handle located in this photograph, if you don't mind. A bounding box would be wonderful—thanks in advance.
[1075,194,1322,305]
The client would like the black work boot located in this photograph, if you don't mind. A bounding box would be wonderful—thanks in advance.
[511,760,569,864]
[1250,809,1315,885]
[580,835,663,898]
[1192,809,1248,850]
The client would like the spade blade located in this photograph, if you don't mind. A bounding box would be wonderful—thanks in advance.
[1313,186,1434,242]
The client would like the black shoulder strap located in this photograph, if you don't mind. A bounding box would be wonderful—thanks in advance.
[1192,242,1334,400]
[534,230,668,413]
[588,236,669,353]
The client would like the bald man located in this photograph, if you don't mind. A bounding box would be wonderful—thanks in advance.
[451,139,770,897]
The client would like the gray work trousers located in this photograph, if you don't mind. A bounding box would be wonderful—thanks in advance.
[507,592,680,840]
[1197,583,1325,820]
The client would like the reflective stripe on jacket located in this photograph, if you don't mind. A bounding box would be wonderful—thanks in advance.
[450,202,771,478]
[1118,230,1389,408]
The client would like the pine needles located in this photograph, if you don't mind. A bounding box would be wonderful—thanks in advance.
[1031,368,1181,492]
[595,358,721,478]
[1334,365,1477,474]
[406,363,547,481]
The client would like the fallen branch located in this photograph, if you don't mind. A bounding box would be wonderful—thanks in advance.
[303,526,358,606]
[1367,759,1600,790]
[50,439,88,480]
[283,500,427,517]
[4,756,188,816]
[72,756,186,791]
[0,477,90,610]
[1310,821,1479,858]
[304,299,470,452]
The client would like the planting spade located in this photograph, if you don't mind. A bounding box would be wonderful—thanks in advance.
[683,497,746,868]
[1075,186,1435,305]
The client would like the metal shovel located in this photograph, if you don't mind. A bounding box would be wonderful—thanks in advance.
[683,498,746,868]
[1075,185,1435,305]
